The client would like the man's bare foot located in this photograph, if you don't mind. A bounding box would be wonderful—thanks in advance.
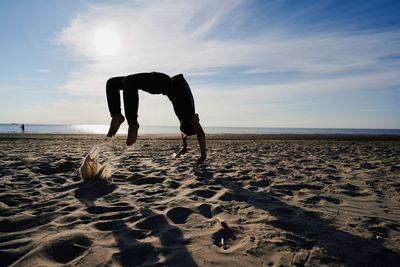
[127,123,139,146]
[107,115,125,137]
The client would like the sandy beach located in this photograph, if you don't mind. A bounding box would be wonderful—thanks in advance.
[0,133,399,266]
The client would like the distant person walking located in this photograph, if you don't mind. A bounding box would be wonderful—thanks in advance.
[20,124,25,133]
[105,72,206,169]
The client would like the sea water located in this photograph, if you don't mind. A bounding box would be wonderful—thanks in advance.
[1,123,400,135]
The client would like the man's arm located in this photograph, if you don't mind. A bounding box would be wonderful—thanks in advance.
[191,115,206,169]
[175,132,187,158]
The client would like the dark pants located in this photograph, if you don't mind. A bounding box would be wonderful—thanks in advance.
[106,72,171,125]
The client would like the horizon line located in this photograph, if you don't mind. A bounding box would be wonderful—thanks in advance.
[1,123,399,131]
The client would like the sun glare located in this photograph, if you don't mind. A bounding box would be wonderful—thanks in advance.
[93,28,120,56]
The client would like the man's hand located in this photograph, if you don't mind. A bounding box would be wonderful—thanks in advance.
[174,146,187,158]
[193,155,206,171]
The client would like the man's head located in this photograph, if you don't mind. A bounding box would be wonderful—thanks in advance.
[180,120,196,136]
[180,114,199,136]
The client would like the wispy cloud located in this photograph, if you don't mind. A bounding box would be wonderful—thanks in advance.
[35,69,51,73]
[2,98,108,124]
[57,0,400,96]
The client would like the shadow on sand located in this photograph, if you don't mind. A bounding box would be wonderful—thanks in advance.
[74,180,197,267]
[194,169,398,266]
[74,180,118,207]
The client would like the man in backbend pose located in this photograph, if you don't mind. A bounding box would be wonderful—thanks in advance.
[106,72,206,169]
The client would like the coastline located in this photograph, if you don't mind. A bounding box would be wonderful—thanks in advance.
[2,132,400,141]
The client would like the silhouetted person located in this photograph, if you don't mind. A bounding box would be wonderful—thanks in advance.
[20,124,25,133]
[106,72,206,169]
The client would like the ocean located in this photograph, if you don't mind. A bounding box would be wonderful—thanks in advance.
[1,123,400,135]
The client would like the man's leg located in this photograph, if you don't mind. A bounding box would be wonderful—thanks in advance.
[122,74,143,145]
[122,72,171,145]
[106,77,126,137]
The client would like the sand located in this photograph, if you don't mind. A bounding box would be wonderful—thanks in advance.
[0,133,399,266]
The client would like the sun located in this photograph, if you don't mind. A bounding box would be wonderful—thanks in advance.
[93,28,120,56]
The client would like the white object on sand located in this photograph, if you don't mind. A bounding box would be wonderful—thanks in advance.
[80,146,112,181]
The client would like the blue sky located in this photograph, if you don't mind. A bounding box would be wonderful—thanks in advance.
[1,0,400,128]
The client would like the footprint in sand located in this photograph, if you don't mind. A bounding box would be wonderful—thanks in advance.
[212,221,237,250]
[166,207,193,224]
[131,177,165,185]
[191,189,217,199]
[86,205,133,215]
[339,183,371,197]
[12,233,92,265]
[249,179,270,188]
[197,204,213,219]
[168,180,181,189]
[135,214,166,231]
[219,192,249,202]
[303,195,342,205]
[0,213,56,233]
[94,220,121,231]
[34,160,76,175]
